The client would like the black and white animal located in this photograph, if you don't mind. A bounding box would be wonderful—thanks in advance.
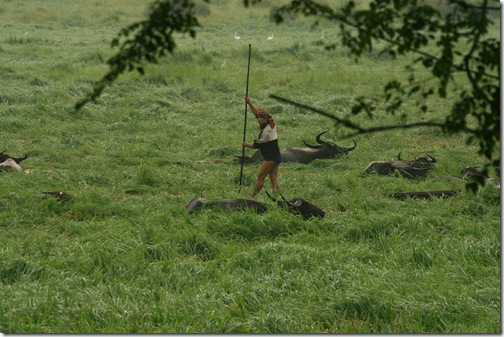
[266,191,325,220]
[236,131,356,164]
[185,197,268,214]
[364,153,437,179]
[0,158,24,172]
[0,150,28,164]
[0,150,28,172]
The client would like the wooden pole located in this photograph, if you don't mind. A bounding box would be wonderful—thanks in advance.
[239,44,252,190]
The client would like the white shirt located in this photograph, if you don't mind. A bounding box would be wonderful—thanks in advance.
[255,124,278,143]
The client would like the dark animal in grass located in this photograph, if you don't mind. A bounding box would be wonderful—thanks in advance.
[0,150,28,164]
[235,131,356,164]
[364,153,437,179]
[398,152,437,170]
[185,197,268,214]
[266,191,325,220]
[387,190,461,200]
[460,165,500,188]
[42,191,72,203]
[460,166,487,180]
[0,150,28,172]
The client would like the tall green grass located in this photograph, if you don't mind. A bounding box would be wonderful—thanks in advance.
[0,0,500,333]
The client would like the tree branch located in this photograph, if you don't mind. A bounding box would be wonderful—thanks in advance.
[269,94,364,131]
[450,0,499,11]
[269,94,483,139]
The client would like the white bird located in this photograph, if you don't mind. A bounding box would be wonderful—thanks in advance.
[221,59,226,69]
[321,31,325,39]
[267,33,274,40]
[234,32,241,40]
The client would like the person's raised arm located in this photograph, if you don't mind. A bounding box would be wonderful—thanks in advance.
[245,96,260,115]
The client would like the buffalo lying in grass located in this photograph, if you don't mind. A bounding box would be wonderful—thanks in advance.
[0,150,27,164]
[236,131,356,164]
[364,153,437,179]
[0,158,24,172]
[460,165,500,188]
[186,193,325,220]
[0,150,28,172]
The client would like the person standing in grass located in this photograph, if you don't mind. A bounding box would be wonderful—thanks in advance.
[241,96,281,198]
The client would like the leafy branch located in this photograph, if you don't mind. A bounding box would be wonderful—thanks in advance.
[75,0,203,110]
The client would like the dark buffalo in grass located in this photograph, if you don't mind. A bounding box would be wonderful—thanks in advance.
[185,197,268,214]
[364,153,437,179]
[236,131,356,164]
[0,150,28,164]
[186,193,325,220]
[0,150,28,172]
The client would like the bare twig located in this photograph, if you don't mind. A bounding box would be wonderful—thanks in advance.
[269,94,363,131]
[451,0,499,11]
[269,94,483,139]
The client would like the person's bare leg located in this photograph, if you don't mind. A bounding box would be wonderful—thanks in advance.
[269,163,280,193]
[252,161,276,197]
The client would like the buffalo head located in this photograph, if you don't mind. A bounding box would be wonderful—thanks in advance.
[302,131,357,157]
[266,191,325,219]
[397,152,436,170]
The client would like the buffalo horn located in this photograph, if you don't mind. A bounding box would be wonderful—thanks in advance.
[265,191,277,202]
[13,154,28,164]
[302,140,322,149]
[315,131,331,146]
[426,154,436,163]
[279,193,294,207]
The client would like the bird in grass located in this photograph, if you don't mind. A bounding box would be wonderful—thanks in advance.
[42,190,72,203]
[267,33,274,40]
[234,32,241,40]
[221,59,226,69]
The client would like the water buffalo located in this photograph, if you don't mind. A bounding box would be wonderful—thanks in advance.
[0,158,24,172]
[185,197,268,214]
[0,150,28,164]
[460,166,486,180]
[236,131,356,164]
[364,153,437,179]
[460,165,500,188]
[266,192,325,219]
[397,153,436,170]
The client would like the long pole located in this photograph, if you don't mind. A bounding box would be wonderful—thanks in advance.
[239,44,252,190]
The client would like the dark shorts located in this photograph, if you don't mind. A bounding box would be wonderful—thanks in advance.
[273,154,282,164]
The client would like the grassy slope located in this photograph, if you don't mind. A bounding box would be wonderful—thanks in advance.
[0,0,500,333]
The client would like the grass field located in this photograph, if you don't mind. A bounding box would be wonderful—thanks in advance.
[0,0,500,333]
